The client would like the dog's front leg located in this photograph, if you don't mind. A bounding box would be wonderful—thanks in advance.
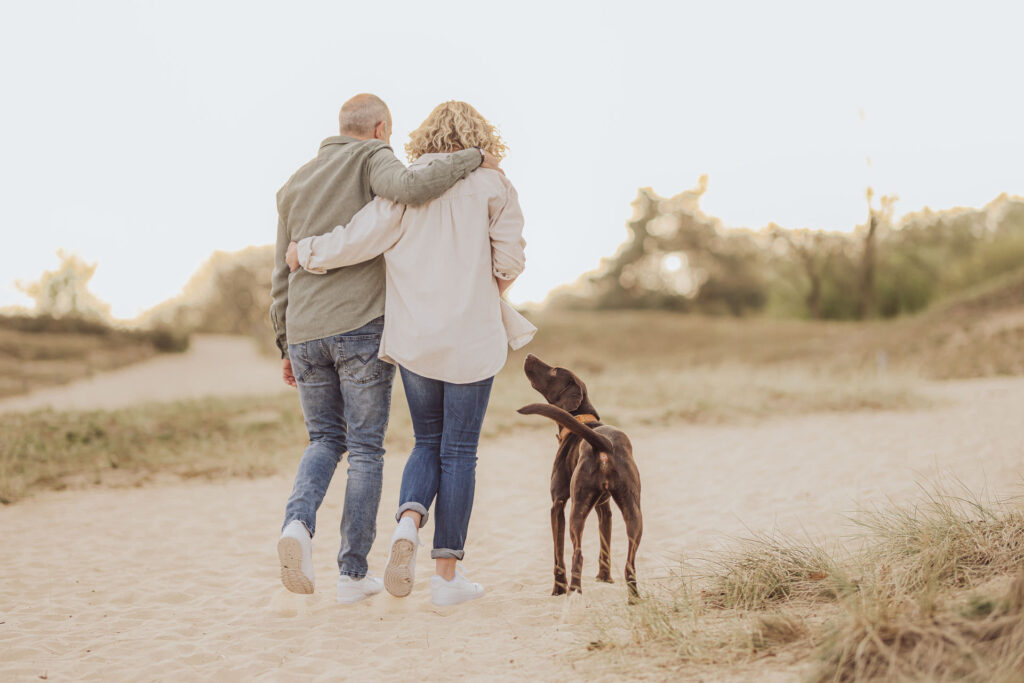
[551,499,568,595]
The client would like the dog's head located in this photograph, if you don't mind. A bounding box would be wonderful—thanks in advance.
[523,354,597,416]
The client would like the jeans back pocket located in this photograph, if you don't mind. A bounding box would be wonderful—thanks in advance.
[338,334,385,385]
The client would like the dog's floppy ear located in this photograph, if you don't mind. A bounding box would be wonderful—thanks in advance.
[553,369,584,412]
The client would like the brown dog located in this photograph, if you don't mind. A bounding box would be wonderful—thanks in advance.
[518,354,642,598]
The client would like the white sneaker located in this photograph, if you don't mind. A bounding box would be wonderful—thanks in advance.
[384,517,420,598]
[278,520,314,594]
[337,573,384,604]
[430,568,484,606]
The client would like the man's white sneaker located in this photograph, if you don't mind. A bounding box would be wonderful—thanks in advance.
[337,573,384,604]
[384,517,420,598]
[430,569,484,606]
[278,520,315,594]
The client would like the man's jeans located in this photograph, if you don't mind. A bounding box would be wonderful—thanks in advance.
[395,366,493,561]
[282,317,394,578]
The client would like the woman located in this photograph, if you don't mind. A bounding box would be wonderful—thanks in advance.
[286,101,530,606]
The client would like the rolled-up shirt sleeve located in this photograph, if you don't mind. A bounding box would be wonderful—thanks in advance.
[368,147,481,206]
[488,183,526,280]
[298,198,406,274]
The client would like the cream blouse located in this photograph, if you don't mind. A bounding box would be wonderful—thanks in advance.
[297,153,532,383]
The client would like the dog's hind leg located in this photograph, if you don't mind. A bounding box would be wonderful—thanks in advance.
[568,492,601,594]
[613,490,643,600]
[551,498,568,595]
[595,495,614,583]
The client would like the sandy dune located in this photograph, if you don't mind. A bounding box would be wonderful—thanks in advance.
[2,370,1024,680]
[0,335,285,414]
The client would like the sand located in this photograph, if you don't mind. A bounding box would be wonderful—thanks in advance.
[2,359,1024,680]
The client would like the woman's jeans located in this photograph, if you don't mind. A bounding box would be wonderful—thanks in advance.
[396,366,494,560]
[282,317,395,578]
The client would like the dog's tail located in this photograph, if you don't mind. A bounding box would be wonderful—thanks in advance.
[517,403,614,454]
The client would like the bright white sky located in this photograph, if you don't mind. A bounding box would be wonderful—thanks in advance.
[2,0,1022,319]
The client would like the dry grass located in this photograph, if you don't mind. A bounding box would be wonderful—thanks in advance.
[5,299,1019,504]
[520,297,1024,382]
[501,310,932,427]
[0,328,160,398]
[0,315,187,398]
[810,574,1024,683]
[852,485,1024,597]
[8,295,1021,505]
[0,394,305,504]
[700,532,850,610]
[587,483,1024,683]
[1,311,936,504]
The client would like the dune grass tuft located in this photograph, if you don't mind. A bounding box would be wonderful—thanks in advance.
[851,484,1024,597]
[700,532,850,610]
[586,482,1024,682]
[811,571,1024,683]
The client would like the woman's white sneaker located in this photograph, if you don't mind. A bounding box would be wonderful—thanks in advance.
[430,570,484,606]
[384,517,420,598]
[337,573,384,604]
[278,520,315,594]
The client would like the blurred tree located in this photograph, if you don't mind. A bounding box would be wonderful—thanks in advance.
[17,250,111,321]
[140,245,275,349]
[858,189,898,319]
[546,178,1024,321]
[771,226,840,319]
[551,178,771,316]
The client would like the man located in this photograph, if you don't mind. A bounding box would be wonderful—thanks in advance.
[270,93,500,604]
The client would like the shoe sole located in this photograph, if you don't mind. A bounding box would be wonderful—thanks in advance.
[278,536,314,595]
[384,538,415,597]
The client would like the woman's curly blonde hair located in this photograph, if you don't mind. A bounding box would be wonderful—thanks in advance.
[405,101,508,162]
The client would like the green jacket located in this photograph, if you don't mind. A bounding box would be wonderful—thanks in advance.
[270,136,482,355]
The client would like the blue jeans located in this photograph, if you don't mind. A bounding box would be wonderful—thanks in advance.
[395,366,494,560]
[282,317,395,578]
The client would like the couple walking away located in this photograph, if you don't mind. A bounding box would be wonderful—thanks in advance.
[270,94,534,607]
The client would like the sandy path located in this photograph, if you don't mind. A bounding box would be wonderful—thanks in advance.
[2,377,1023,681]
[0,335,286,414]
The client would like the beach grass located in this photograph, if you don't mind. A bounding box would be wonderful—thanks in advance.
[11,302,1020,504]
[0,394,302,504]
[586,482,1024,682]
[1,312,932,505]
[0,315,187,398]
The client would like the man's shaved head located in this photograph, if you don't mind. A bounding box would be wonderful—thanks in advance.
[338,93,392,138]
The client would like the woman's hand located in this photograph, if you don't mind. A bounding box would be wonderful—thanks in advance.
[496,276,516,296]
[286,241,300,272]
[481,151,505,175]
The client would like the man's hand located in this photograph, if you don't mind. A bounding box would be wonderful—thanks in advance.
[481,151,505,175]
[282,358,297,387]
[286,241,300,272]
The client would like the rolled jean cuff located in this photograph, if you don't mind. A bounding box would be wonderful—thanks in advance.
[430,548,465,560]
[396,502,429,527]
[339,569,366,579]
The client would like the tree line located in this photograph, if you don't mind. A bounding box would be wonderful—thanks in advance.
[547,177,1024,319]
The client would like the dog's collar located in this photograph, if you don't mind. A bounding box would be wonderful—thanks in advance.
[558,414,599,443]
